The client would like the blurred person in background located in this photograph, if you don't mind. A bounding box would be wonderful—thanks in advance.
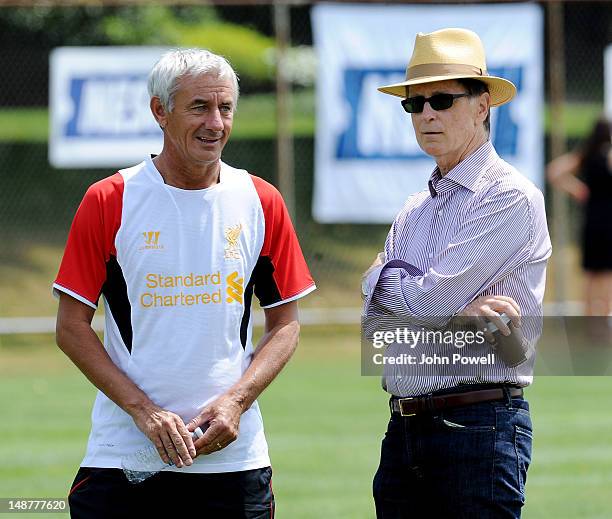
[362,28,551,518]
[547,117,612,317]
[53,48,315,518]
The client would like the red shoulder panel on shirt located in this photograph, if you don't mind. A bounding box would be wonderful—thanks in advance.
[54,173,124,306]
[249,174,314,305]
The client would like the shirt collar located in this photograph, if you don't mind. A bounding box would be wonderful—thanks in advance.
[427,140,498,197]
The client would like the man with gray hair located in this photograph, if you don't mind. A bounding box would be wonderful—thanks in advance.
[54,48,315,518]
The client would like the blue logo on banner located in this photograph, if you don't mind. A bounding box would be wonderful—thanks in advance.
[336,66,522,160]
[64,74,160,138]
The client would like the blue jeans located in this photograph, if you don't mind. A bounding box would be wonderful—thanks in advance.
[373,389,532,518]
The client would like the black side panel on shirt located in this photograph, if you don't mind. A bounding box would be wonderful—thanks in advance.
[252,256,281,307]
[240,274,256,350]
[101,255,133,353]
[239,256,282,349]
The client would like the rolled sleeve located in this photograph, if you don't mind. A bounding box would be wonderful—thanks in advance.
[366,189,533,328]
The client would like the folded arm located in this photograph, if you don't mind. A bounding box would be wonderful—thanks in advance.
[365,188,533,328]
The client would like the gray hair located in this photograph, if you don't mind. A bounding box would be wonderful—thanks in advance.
[456,78,490,136]
[148,48,239,112]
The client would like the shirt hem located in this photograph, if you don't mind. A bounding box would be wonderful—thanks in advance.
[52,283,97,309]
[80,456,271,474]
[261,284,317,309]
[387,378,533,398]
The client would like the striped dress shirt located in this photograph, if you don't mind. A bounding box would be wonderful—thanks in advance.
[363,140,552,397]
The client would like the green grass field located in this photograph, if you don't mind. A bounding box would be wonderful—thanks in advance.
[1,326,611,518]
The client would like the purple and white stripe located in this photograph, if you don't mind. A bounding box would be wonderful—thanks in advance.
[363,140,552,397]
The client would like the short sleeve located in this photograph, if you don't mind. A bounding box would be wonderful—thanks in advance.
[249,175,316,308]
[52,174,124,308]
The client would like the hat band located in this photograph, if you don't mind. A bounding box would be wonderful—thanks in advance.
[406,63,487,80]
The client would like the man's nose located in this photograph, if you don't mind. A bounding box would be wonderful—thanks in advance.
[206,108,224,132]
[420,101,437,120]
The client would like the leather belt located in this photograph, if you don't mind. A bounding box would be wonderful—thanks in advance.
[390,387,523,417]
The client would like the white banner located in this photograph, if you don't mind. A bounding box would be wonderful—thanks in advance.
[49,47,168,168]
[311,4,544,223]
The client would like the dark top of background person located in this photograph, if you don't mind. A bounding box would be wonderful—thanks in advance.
[579,118,612,201]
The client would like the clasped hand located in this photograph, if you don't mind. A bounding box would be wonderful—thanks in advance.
[456,295,521,344]
[131,393,243,468]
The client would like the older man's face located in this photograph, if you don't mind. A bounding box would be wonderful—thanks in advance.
[159,73,235,168]
[408,79,486,167]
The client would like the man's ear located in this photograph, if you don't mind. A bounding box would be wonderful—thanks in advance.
[150,96,168,130]
[477,92,491,125]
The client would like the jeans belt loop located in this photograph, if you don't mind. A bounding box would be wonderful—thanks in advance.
[425,393,435,413]
[502,386,513,408]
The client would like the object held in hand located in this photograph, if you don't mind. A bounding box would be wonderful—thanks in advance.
[121,426,205,484]
[486,313,529,367]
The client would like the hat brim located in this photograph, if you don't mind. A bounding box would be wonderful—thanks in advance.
[378,75,517,107]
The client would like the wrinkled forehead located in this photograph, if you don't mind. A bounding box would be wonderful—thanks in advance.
[407,79,465,98]
[175,72,237,100]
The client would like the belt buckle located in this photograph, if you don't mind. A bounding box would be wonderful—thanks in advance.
[398,397,416,417]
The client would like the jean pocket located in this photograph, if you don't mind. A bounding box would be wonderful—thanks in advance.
[514,425,533,494]
[437,415,496,432]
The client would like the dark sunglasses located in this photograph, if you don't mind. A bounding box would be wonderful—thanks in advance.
[401,93,470,113]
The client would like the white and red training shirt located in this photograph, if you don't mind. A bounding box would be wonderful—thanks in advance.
[53,156,315,473]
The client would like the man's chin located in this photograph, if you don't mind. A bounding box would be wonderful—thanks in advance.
[419,144,444,158]
[190,152,222,165]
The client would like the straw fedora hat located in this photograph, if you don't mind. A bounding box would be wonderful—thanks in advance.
[378,28,516,107]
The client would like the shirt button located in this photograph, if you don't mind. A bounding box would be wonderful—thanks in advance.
[438,210,443,216]
[428,253,433,258]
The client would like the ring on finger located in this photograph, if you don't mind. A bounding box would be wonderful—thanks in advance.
[216,442,223,449]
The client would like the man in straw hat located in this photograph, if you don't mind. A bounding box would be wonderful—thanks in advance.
[362,28,551,517]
